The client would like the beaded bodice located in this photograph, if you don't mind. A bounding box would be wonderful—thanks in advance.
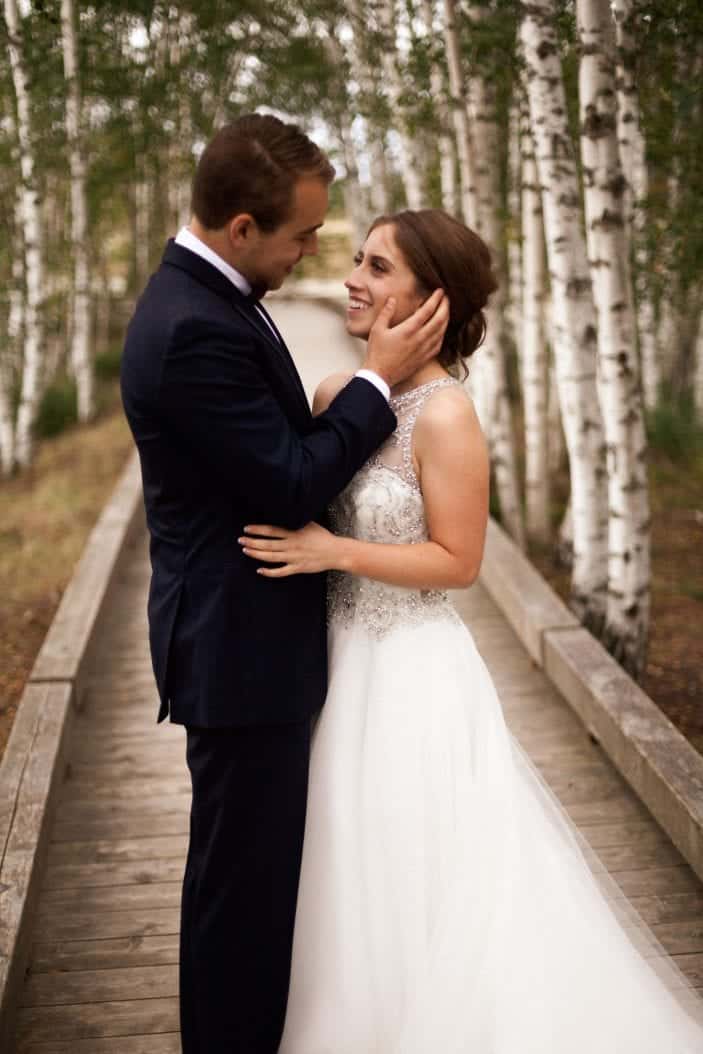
[328,378,464,638]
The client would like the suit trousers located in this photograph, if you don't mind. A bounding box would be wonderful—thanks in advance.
[180,719,311,1053]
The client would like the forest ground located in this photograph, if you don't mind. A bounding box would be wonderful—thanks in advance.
[0,384,133,761]
[532,438,703,755]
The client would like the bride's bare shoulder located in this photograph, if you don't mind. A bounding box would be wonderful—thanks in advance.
[312,372,356,416]
[414,384,487,458]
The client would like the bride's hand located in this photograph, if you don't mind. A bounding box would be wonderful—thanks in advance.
[238,522,339,577]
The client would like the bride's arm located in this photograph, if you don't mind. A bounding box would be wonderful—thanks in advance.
[240,390,489,590]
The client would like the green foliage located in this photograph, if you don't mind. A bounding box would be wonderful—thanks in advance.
[35,376,77,439]
[94,347,122,381]
[646,392,703,463]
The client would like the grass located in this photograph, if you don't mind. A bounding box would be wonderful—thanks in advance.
[0,383,133,761]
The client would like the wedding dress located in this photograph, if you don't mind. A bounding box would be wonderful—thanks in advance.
[278,378,703,1053]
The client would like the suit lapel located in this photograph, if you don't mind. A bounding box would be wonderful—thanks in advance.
[161,241,311,423]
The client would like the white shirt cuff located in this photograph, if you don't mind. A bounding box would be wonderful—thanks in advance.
[354,369,391,403]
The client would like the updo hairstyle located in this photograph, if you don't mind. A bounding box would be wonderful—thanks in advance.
[368,209,498,376]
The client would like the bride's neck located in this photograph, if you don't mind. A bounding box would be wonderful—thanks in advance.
[390,363,450,398]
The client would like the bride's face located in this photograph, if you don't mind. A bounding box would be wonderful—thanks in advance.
[344,224,425,339]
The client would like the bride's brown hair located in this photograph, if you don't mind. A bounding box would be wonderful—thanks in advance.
[368,209,498,376]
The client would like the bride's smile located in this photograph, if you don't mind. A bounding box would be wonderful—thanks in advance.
[345,223,425,337]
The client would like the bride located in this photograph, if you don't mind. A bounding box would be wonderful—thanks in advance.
[239,209,703,1052]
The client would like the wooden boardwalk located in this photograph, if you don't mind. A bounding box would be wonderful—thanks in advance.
[12,301,703,1049]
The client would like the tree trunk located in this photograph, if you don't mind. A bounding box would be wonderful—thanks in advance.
[465,8,526,550]
[612,0,658,411]
[134,164,151,291]
[520,99,550,544]
[347,0,392,216]
[376,0,424,209]
[521,0,608,629]
[506,97,523,352]
[694,306,703,422]
[61,0,93,422]
[577,0,650,677]
[442,0,478,228]
[5,0,46,469]
[420,0,458,215]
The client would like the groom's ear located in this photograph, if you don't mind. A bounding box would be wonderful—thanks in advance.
[228,213,259,247]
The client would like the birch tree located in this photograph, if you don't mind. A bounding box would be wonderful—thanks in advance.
[4,0,46,469]
[61,0,93,422]
[375,0,424,209]
[520,93,550,543]
[419,0,458,215]
[521,0,608,629]
[466,4,525,549]
[442,0,478,228]
[577,0,650,675]
[612,0,657,411]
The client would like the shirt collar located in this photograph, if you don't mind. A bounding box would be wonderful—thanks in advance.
[175,226,252,297]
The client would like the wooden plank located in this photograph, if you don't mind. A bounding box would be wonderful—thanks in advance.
[671,952,703,987]
[565,796,650,826]
[15,997,179,1048]
[22,964,177,1008]
[56,794,190,825]
[609,865,701,898]
[57,777,191,800]
[47,835,188,867]
[577,821,669,850]
[66,761,186,783]
[626,892,703,926]
[590,840,683,873]
[31,933,179,974]
[34,906,180,944]
[649,919,703,956]
[19,1033,180,1054]
[43,857,184,891]
[52,812,189,844]
[39,882,181,915]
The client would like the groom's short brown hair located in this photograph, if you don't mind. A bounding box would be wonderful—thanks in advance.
[191,113,335,233]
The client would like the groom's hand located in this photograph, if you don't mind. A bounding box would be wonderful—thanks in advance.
[362,289,449,388]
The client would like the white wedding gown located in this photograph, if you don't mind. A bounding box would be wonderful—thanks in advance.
[279,378,703,1053]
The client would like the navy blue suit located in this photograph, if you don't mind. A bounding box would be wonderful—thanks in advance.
[121,240,396,1052]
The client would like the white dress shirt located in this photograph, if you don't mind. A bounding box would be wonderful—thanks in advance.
[174,226,390,403]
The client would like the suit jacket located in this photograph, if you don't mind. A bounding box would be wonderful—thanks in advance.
[121,240,396,726]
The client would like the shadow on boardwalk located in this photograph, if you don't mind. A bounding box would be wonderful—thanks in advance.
[12,301,703,1051]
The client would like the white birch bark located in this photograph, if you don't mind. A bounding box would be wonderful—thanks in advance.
[521,100,550,543]
[375,0,424,209]
[135,167,150,290]
[521,0,608,628]
[507,97,523,352]
[323,30,369,247]
[694,307,703,422]
[612,0,658,410]
[578,0,650,676]
[442,0,478,228]
[5,0,46,469]
[464,7,526,550]
[419,0,458,215]
[61,0,93,422]
[347,0,391,216]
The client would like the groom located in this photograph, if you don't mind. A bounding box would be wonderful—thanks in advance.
[121,113,447,1053]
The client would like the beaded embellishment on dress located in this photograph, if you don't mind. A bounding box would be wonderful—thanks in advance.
[328,378,465,638]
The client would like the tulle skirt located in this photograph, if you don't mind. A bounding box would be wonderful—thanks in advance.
[279,616,703,1053]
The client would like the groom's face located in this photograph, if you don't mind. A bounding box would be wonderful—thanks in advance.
[239,177,329,293]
